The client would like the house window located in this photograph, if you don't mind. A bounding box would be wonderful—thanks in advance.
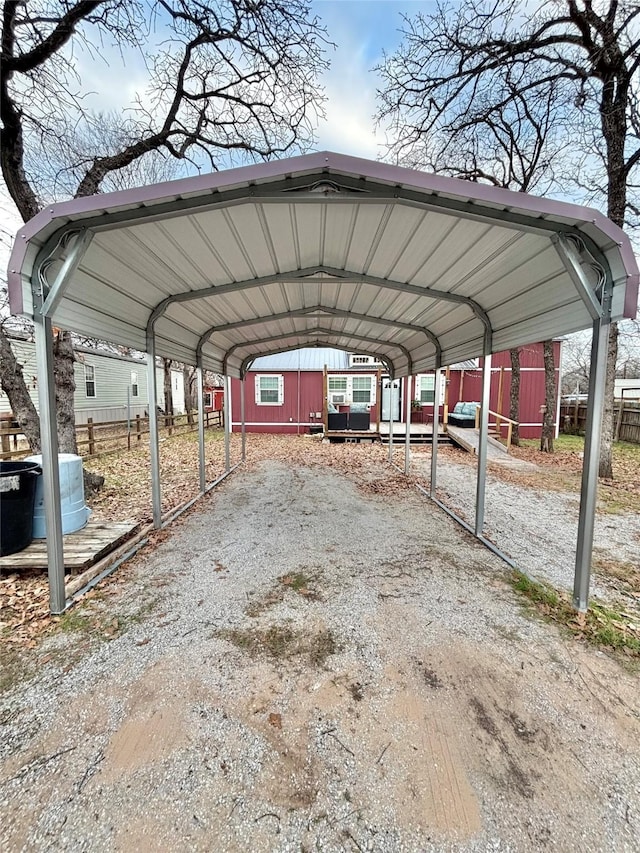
[328,374,376,405]
[255,374,283,405]
[348,353,382,367]
[204,391,213,409]
[352,376,373,403]
[131,371,139,397]
[328,375,348,404]
[84,364,96,398]
[417,374,435,403]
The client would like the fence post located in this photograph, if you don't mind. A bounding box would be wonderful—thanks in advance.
[614,400,624,442]
[0,415,10,459]
[136,414,142,442]
[87,417,95,455]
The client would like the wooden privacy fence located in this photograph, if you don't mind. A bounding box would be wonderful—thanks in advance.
[560,401,640,444]
[0,409,223,461]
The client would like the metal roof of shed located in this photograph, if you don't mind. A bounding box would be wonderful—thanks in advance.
[250,348,350,371]
[8,151,638,377]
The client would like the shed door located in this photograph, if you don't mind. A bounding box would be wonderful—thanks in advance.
[381,378,401,421]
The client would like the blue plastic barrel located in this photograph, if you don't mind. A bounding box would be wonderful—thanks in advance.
[25,454,90,538]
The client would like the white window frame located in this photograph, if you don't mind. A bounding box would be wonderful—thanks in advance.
[327,374,376,406]
[416,374,445,405]
[348,353,382,367]
[351,375,375,404]
[84,364,96,398]
[255,374,284,406]
[204,391,213,409]
[131,371,139,398]
[328,375,348,404]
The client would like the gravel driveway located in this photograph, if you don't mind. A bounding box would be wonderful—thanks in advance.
[1,453,639,852]
[411,449,640,606]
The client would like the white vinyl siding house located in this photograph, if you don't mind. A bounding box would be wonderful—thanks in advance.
[1,336,185,424]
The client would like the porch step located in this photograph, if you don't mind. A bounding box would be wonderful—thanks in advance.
[383,432,453,446]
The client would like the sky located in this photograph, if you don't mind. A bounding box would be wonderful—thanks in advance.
[311,1,426,158]
[0,1,431,263]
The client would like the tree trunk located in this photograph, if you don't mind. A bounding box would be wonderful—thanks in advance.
[183,365,195,426]
[163,359,173,416]
[540,340,556,453]
[52,330,77,454]
[0,325,41,452]
[51,330,104,491]
[598,322,618,479]
[509,347,520,447]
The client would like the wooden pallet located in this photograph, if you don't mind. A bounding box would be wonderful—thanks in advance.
[0,520,139,573]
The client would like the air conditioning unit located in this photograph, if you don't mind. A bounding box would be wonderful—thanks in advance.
[331,393,346,404]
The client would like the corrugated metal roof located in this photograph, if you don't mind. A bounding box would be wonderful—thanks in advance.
[9,151,638,378]
[249,348,349,371]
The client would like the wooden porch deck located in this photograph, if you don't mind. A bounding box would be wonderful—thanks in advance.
[325,422,451,443]
[0,520,139,574]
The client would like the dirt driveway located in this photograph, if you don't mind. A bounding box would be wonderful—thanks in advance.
[1,455,639,852]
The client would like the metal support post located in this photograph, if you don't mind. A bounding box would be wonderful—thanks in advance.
[388,377,395,462]
[146,339,162,528]
[240,375,246,462]
[33,311,66,614]
[475,353,492,536]
[573,317,609,611]
[404,376,411,474]
[224,374,231,472]
[196,357,205,494]
[430,367,442,498]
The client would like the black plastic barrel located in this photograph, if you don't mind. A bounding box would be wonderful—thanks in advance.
[0,461,41,556]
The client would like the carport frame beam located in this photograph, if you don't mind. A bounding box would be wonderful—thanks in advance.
[574,314,610,611]
[430,365,442,498]
[197,356,206,494]
[146,334,163,528]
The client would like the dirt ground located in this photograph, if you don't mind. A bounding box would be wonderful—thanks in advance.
[1,451,639,852]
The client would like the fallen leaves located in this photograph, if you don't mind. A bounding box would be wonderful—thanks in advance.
[268,712,282,729]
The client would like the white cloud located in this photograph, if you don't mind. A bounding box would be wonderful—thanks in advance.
[314,7,386,159]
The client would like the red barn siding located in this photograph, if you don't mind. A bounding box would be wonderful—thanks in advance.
[230,372,324,433]
[228,343,561,439]
[446,342,561,439]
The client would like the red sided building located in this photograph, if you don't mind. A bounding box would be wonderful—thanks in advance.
[229,342,561,440]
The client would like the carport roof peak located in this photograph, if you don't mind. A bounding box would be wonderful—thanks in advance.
[8,150,638,378]
[8,149,635,235]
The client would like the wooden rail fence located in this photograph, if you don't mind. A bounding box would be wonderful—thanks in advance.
[0,409,223,461]
[560,401,640,444]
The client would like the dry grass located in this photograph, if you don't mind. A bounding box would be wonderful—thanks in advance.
[215,623,337,666]
[592,553,640,596]
[510,570,640,661]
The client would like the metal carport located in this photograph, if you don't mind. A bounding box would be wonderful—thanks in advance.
[7,151,639,615]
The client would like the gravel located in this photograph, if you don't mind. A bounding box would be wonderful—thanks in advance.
[1,448,639,852]
[411,448,640,602]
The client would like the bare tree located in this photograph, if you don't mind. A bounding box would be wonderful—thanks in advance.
[561,332,593,395]
[1,0,328,471]
[163,358,173,418]
[378,31,565,452]
[509,348,520,447]
[540,340,556,452]
[183,364,196,425]
[377,0,640,477]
